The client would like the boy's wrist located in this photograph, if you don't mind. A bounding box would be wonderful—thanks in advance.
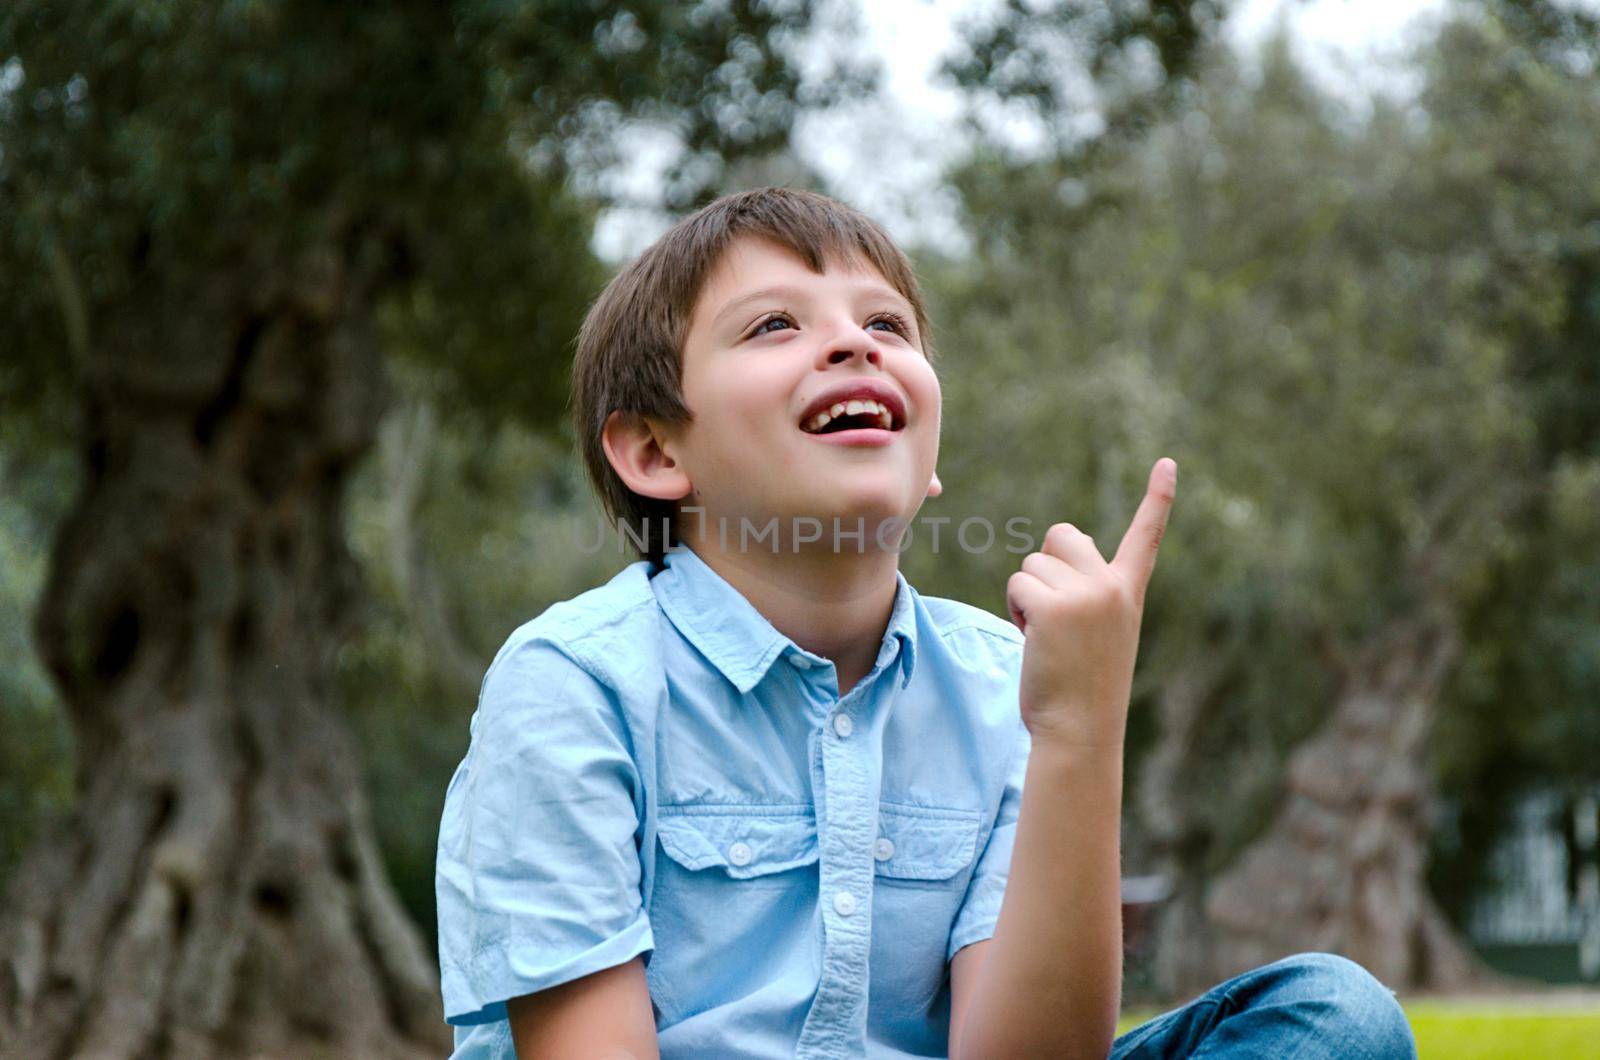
[1023,707,1128,762]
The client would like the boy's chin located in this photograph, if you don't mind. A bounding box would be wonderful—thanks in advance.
[789,497,922,542]
[800,487,915,522]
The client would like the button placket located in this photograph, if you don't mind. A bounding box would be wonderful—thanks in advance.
[797,677,877,1056]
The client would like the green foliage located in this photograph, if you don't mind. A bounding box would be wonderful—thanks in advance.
[917,11,1599,888]
[0,439,76,885]
[942,0,1229,149]
[0,0,868,432]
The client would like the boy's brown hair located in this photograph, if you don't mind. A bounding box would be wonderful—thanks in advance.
[570,186,936,568]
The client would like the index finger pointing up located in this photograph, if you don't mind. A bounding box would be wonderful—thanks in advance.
[1111,457,1177,600]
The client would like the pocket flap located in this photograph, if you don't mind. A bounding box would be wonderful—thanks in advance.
[657,807,818,879]
[874,803,983,881]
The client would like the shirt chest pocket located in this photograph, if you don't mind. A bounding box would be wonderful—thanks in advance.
[872,803,983,883]
[655,806,820,881]
[647,807,821,1027]
[869,803,984,1017]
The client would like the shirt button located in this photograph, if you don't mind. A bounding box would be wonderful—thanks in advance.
[833,890,857,917]
[728,841,752,867]
[874,837,895,861]
[832,712,853,738]
[790,654,814,669]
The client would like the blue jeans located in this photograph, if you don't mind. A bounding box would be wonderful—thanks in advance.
[1111,952,1417,1058]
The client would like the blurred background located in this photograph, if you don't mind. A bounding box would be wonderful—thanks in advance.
[2,0,1597,1056]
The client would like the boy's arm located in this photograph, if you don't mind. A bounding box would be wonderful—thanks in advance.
[953,458,1174,1059]
[437,633,655,1031]
[507,955,660,1060]
[949,742,1124,1060]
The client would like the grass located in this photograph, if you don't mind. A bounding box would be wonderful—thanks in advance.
[1117,998,1600,1058]
[1404,1000,1600,1059]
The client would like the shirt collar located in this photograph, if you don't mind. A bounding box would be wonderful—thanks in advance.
[652,545,918,695]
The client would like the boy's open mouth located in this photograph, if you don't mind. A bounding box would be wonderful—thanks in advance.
[797,385,907,435]
[801,399,898,434]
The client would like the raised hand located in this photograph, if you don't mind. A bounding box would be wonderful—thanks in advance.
[1005,458,1176,751]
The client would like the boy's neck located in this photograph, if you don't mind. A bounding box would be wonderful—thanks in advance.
[678,537,900,698]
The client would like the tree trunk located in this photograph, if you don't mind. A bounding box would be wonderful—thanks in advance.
[0,245,449,1057]
[1203,617,1490,990]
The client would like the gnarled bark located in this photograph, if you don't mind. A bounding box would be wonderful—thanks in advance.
[1203,617,1492,991]
[0,240,448,1058]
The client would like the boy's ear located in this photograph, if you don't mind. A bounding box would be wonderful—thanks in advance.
[602,410,693,501]
[927,470,943,498]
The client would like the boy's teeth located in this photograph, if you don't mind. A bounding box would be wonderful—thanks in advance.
[803,398,894,433]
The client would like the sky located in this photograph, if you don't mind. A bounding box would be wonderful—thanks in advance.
[591,0,1458,262]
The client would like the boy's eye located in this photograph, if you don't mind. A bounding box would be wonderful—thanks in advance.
[750,313,794,337]
[868,312,912,336]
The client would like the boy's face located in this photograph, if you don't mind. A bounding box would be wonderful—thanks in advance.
[662,235,941,548]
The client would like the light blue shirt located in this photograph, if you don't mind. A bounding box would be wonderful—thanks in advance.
[436,544,1031,1058]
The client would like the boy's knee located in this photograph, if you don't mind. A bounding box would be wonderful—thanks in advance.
[1256,952,1416,1058]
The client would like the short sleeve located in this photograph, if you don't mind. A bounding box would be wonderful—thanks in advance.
[946,715,1031,962]
[435,633,653,1026]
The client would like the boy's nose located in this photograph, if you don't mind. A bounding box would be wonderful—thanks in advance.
[823,336,881,368]
[832,349,883,369]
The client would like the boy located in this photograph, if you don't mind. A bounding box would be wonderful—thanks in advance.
[435,187,1416,1057]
